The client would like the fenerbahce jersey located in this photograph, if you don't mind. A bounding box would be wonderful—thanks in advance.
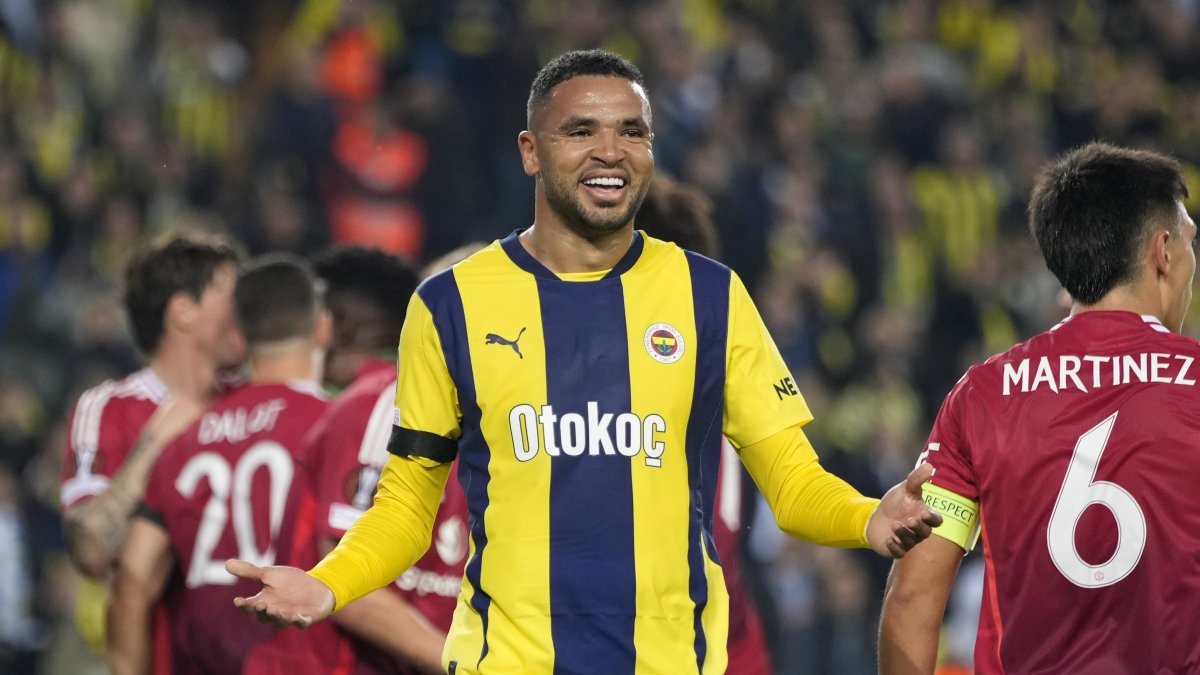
[388,231,810,674]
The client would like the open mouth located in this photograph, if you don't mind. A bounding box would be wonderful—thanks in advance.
[580,175,627,201]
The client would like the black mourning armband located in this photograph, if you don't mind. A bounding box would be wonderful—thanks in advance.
[387,426,458,463]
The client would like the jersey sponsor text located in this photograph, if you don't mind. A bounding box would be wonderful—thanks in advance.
[508,402,666,467]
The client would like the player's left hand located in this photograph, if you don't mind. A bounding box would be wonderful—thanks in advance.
[866,463,942,558]
[227,559,335,629]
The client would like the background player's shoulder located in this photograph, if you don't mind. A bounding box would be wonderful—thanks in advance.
[76,368,167,409]
[641,232,727,268]
[67,369,165,442]
[416,240,506,304]
[284,379,328,402]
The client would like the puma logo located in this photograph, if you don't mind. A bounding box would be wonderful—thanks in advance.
[485,327,526,359]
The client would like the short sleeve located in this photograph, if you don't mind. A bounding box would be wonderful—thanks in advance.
[722,273,813,448]
[922,372,979,502]
[60,386,134,508]
[388,293,461,462]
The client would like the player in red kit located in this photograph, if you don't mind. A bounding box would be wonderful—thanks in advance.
[306,245,468,673]
[879,143,1200,674]
[107,255,338,675]
[60,236,243,671]
[62,237,244,578]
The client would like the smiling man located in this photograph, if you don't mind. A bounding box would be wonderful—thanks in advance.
[228,49,941,675]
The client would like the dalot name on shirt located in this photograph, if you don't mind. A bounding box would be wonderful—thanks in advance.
[1003,353,1197,396]
[197,399,288,444]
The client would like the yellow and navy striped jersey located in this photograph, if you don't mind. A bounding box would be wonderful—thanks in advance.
[388,231,812,674]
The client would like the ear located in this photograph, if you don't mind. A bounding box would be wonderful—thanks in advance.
[518,130,539,177]
[314,308,334,351]
[1151,229,1172,276]
[165,292,199,334]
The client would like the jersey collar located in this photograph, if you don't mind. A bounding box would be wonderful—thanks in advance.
[500,229,644,280]
[1052,310,1170,334]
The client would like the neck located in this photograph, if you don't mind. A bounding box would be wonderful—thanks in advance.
[248,339,321,385]
[326,348,393,388]
[150,340,219,403]
[520,207,634,274]
[1071,283,1163,324]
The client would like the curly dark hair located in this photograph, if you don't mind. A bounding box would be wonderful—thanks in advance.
[313,245,418,351]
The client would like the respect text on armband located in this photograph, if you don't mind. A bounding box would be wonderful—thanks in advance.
[922,483,981,551]
[924,493,977,528]
[508,402,667,467]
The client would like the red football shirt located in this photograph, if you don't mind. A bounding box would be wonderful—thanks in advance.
[309,359,469,673]
[62,367,179,675]
[713,439,770,675]
[61,368,167,509]
[924,312,1200,674]
[142,381,347,675]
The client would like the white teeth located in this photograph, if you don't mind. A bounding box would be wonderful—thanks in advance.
[584,177,625,187]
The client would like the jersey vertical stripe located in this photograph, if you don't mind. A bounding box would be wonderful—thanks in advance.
[438,256,556,672]
[420,271,492,670]
[685,252,730,673]
[623,247,698,675]
[539,273,637,674]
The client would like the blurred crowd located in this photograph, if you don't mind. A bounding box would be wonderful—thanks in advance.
[2,0,1199,673]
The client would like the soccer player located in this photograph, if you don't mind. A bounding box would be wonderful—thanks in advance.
[878,142,1200,673]
[107,255,333,675]
[60,236,243,670]
[62,236,244,579]
[229,49,940,673]
[307,245,465,672]
[635,173,772,675]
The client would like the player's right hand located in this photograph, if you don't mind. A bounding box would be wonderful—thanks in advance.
[226,559,335,629]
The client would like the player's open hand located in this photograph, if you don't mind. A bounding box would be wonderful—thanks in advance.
[866,463,943,558]
[227,559,335,629]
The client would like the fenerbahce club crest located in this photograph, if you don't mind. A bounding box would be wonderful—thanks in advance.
[644,323,685,364]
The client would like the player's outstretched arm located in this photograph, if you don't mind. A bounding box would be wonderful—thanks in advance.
[878,534,963,674]
[866,463,943,558]
[740,425,940,555]
[227,560,336,629]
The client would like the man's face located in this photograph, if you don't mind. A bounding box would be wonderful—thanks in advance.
[197,263,246,369]
[521,75,654,240]
[1165,200,1198,332]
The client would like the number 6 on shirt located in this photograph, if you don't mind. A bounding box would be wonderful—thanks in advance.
[1046,411,1147,588]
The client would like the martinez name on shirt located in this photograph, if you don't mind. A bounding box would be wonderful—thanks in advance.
[1003,347,1196,395]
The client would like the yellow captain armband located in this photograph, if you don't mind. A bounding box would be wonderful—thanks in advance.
[922,483,981,552]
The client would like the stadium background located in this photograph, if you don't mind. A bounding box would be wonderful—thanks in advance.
[1,0,1198,672]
